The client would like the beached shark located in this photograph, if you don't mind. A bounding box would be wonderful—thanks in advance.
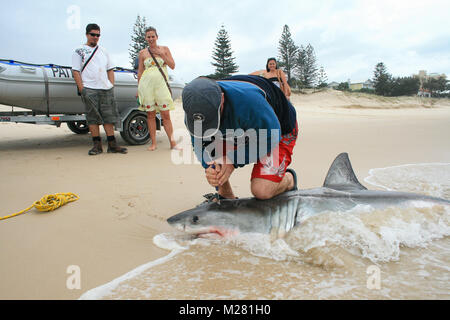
[167,153,450,238]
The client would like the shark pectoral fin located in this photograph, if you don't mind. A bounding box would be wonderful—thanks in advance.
[285,198,298,233]
[278,209,287,238]
[269,207,280,240]
[323,153,367,191]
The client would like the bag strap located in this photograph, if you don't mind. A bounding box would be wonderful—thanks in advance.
[276,69,282,82]
[277,69,285,91]
[148,48,172,96]
[277,69,291,97]
[81,46,99,73]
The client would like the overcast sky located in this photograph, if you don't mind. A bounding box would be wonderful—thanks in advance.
[1,0,449,84]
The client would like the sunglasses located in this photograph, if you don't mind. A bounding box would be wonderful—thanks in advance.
[88,33,101,37]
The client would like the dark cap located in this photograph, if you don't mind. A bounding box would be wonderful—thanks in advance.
[182,77,222,139]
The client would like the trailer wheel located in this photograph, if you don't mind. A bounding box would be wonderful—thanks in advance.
[120,111,151,145]
[67,121,89,134]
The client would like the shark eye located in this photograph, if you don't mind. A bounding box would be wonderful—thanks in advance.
[192,215,199,224]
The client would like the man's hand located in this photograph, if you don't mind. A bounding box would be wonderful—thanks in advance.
[217,163,234,186]
[205,163,221,187]
[72,70,84,93]
[206,156,235,187]
[107,69,115,86]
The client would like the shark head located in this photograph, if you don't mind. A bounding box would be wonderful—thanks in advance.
[167,201,241,237]
[167,198,272,238]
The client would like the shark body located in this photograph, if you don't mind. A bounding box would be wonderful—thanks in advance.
[167,153,449,238]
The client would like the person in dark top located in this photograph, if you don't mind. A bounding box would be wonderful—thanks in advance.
[182,75,299,201]
[250,57,291,99]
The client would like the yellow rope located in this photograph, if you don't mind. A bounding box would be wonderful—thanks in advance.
[0,193,80,221]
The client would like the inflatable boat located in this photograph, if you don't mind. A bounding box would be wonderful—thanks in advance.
[0,59,184,114]
[0,59,185,144]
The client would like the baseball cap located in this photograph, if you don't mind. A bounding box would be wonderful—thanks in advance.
[182,77,222,139]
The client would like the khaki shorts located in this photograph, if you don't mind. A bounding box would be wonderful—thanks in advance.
[81,87,119,126]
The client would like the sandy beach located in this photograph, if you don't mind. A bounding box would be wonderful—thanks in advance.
[1,90,449,300]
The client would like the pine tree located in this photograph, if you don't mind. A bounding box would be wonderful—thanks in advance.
[423,76,447,96]
[277,25,298,85]
[390,77,420,96]
[373,62,392,96]
[316,66,328,88]
[129,15,149,69]
[295,44,318,88]
[337,82,350,91]
[211,25,239,79]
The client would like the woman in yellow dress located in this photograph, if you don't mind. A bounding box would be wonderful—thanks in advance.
[137,27,179,151]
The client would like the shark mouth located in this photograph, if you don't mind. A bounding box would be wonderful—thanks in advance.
[181,225,239,238]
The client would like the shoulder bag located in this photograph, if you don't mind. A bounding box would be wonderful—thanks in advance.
[148,48,173,97]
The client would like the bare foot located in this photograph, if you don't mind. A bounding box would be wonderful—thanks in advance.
[170,143,182,150]
[148,144,157,151]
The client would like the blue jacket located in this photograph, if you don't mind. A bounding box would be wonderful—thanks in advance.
[191,76,296,169]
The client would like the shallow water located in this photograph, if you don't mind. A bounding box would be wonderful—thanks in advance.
[80,163,450,300]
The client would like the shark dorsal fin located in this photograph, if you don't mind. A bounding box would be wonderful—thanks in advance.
[323,153,367,191]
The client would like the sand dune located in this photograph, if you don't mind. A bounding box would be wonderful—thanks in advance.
[291,89,450,110]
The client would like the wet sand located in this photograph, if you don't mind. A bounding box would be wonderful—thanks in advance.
[0,91,449,299]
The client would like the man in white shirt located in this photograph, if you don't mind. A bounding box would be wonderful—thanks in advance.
[72,23,127,155]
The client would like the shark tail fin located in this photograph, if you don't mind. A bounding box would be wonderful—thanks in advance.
[323,153,367,191]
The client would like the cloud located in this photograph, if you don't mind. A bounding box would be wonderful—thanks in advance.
[1,0,449,84]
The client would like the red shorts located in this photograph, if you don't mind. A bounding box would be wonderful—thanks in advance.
[251,123,298,183]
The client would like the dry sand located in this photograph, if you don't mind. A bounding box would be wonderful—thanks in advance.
[1,90,449,299]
